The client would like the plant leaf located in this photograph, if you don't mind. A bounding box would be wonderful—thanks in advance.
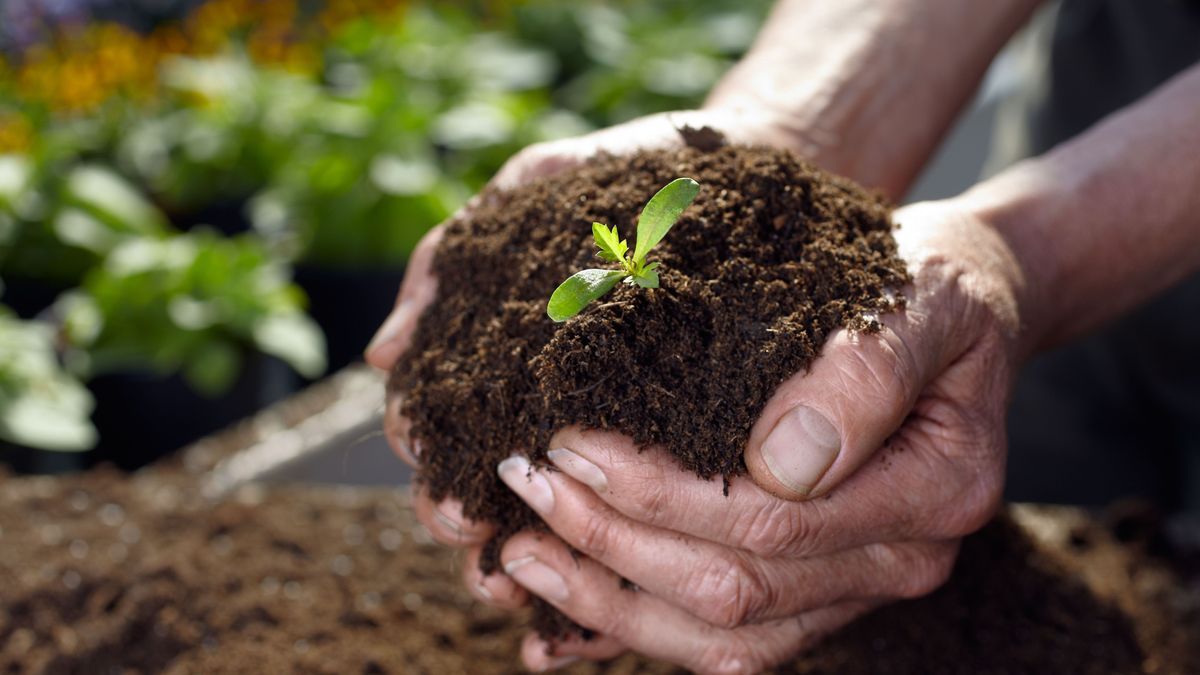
[547,269,626,322]
[633,177,699,264]
[253,312,328,378]
[632,268,659,288]
[592,222,627,262]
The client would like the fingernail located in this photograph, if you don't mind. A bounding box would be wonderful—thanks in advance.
[760,406,840,497]
[536,655,580,671]
[365,302,413,360]
[474,580,494,601]
[505,556,569,603]
[395,437,422,464]
[498,456,555,514]
[433,504,464,535]
[547,448,607,493]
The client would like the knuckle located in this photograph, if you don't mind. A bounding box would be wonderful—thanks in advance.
[564,586,625,640]
[878,544,955,599]
[736,501,802,558]
[840,332,912,404]
[573,511,618,559]
[696,641,760,675]
[626,479,674,526]
[686,556,764,629]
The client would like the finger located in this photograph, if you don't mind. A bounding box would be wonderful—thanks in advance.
[412,487,495,547]
[499,455,957,627]
[520,632,625,671]
[365,226,444,370]
[501,533,872,675]
[462,543,527,609]
[546,425,995,558]
[743,321,935,501]
[383,394,420,468]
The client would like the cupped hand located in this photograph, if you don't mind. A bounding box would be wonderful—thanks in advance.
[366,110,1027,671]
[364,106,822,373]
[484,200,1028,673]
[364,106,811,631]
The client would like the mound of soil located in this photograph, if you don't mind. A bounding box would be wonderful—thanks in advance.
[391,139,908,594]
[0,467,1196,674]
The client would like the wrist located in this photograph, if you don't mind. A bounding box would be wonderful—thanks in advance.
[950,162,1066,360]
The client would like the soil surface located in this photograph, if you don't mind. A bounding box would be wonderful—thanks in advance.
[1,468,1196,674]
[390,139,908,596]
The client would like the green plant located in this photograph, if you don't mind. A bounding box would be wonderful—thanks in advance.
[0,306,97,451]
[547,177,698,322]
[0,154,169,288]
[58,230,326,395]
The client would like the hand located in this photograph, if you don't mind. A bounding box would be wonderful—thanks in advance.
[363,106,822,662]
[363,106,811,368]
[473,199,1026,672]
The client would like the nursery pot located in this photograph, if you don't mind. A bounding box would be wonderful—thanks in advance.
[1,276,71,319]
[294,263,406,376]
[166,197,253,236]
[86,353,298,471]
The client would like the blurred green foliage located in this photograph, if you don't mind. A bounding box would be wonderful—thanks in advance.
[0,307,97,451]
[58,232,324,396]
[0,0,770,451]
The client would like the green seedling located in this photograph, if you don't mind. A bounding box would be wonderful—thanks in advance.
[547,177,700,322]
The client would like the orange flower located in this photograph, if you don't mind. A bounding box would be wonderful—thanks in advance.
[4,0,414,115]
[0,112,34,153]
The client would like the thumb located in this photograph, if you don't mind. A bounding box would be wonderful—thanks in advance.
[744,324,933,501]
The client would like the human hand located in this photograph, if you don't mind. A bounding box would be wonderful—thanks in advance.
[363,107,806,371]
[362,106,820,648]
[364,105,817,552]
[464,199,1028,672]
[366,101,1027,673]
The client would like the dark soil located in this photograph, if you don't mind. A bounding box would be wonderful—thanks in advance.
[1,468,1196,674]
[390,139,908,602]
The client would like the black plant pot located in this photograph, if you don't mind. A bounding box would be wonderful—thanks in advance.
[2,277,71,319]
[0,442,90,474]
[86,353,299,471]
[167,197,253,236]
[294,264,407,377]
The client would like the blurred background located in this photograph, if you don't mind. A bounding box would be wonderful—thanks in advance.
[0,0,786,473]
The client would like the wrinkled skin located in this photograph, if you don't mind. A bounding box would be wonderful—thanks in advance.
[366,111,1025,674]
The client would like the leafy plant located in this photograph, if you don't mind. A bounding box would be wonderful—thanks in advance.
[58,230,326,396]
[0,306,97,451]
[547,177,698,322]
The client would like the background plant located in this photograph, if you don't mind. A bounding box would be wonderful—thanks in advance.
[0,307,97,451]
[58,231,325,396]
[0,0,770,459]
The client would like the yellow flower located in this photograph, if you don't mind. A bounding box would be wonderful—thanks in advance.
[5,0,415,115]
[0,113,34,153]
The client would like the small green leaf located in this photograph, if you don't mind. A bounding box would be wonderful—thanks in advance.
[633,177,699,264]
[592,222,627,262]
[547,269,626,322]
[632,268,659,288]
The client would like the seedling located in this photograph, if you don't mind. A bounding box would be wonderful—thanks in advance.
[547,177,700,322]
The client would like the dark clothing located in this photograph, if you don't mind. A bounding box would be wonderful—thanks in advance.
[993,0,1200,511]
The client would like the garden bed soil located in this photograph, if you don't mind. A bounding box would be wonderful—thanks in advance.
[391,139,908,587]
[0,467,1197,674]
